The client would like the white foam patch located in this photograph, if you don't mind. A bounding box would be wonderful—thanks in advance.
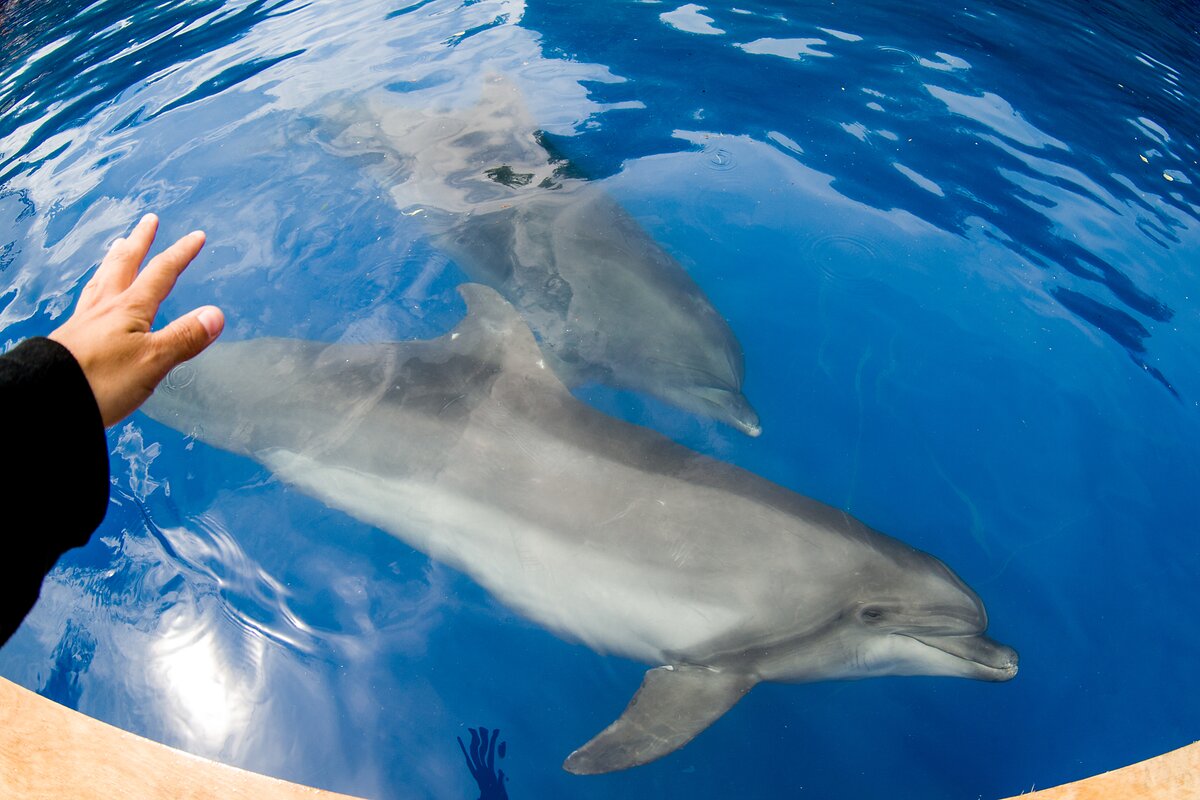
[736,37,832,60]
[660,4,725,35]
[1132,116,1170,144]
[925,85,1068,150]
[819,27,863,42]
[893,163,946,196]
[841,121,869,142]
[766,130,803,155]
[919,51,971,71]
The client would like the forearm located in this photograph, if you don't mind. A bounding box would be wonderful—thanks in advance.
[0,337,110,646]
[0,213,221,647]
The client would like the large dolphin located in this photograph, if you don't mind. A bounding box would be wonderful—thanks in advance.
[143,284,1017,774]
[309,76,761,436]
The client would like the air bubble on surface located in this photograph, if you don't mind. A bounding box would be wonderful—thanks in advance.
[876,46,919,66]
[164,363,196,392]
[807,233,882,293]
[704,145,736,170]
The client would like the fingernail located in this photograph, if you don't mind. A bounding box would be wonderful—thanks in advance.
[141,213,157,225]
[190,230,206,242]
[197,306,224,339]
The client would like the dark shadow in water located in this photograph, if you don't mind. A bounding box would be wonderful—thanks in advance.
[1051,286,1177,396]
[36,618,96,710]
[458,726,509,800]
[0,241,18,273]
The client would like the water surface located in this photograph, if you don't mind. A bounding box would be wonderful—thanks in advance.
[1,1,1198,798]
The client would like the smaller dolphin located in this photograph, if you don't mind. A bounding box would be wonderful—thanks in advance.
[310,76,761,436]
[144,284,1017,774]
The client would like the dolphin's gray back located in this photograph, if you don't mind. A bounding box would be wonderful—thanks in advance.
[145,283,1014,775]
[146,285,868,663]
[434,184,747,392]
[307,76,760,435]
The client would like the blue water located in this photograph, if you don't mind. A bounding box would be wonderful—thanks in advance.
[2,0,1198,798]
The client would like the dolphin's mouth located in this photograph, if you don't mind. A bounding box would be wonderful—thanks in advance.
[732,414,762,438]
[902,632,1019,681]
[652,358,761,436]
[706,389,761,437]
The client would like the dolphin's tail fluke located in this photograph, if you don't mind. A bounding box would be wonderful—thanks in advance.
[563,665,758,775]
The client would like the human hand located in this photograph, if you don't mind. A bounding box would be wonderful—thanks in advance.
[49,213,224,427]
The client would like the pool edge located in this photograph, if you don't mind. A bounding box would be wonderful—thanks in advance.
[0,676,367,800]
[3,674,1197,799]
[1000,739,1200,799]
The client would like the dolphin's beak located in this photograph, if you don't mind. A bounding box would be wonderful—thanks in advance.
[676,384,763,436]
[903,632,1019,681]
[713,389,762,437]
[731,410,762,438]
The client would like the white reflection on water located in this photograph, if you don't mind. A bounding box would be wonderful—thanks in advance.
[0,432,463,796]
[113,423,169,502]
[153,608,262,754]
[659,4,725,36]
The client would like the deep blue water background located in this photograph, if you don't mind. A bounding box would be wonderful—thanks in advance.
[1,0,1198,798]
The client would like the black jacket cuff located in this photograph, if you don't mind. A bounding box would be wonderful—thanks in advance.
[0,337,110,644]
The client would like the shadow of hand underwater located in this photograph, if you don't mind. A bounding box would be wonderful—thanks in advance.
[458,726,509,800]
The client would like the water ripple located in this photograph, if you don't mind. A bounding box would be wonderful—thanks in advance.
[703,144,736,171]
[806,233,882,293]
[0,0,301,183]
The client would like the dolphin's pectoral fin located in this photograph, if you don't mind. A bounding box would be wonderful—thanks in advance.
[563,665,757,775]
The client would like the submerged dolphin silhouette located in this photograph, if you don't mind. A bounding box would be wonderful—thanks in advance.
[311,76,761,436]
[144,284,1017,774]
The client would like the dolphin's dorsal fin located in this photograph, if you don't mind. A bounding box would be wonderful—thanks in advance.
[444,283,566,392]
[563,666,758,774]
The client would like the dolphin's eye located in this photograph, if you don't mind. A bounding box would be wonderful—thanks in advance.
[859,607,886,623]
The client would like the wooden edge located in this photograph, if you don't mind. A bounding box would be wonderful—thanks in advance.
[3,672,1197,799]
[0,676,368,800]
[1000,740,1200,799]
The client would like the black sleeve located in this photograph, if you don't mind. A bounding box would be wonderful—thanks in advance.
[0,337,110,646]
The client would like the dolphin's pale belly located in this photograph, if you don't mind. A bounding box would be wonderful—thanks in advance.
[262,448,745,663]
[145,284,1017,774]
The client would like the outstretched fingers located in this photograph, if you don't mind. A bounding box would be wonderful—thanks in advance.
[125,223,220,371]
[90,213,159,299]
[128,229,207,316]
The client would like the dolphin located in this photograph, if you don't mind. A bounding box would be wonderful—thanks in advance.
[308,76,761,436]
[143,284,1017,774]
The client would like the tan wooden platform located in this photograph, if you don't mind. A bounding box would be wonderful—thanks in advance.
[0,676,365,800]
[2,674,1198,798]
[1000,740,1200,799]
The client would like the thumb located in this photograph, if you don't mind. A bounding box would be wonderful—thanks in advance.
[154,305,224,366]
